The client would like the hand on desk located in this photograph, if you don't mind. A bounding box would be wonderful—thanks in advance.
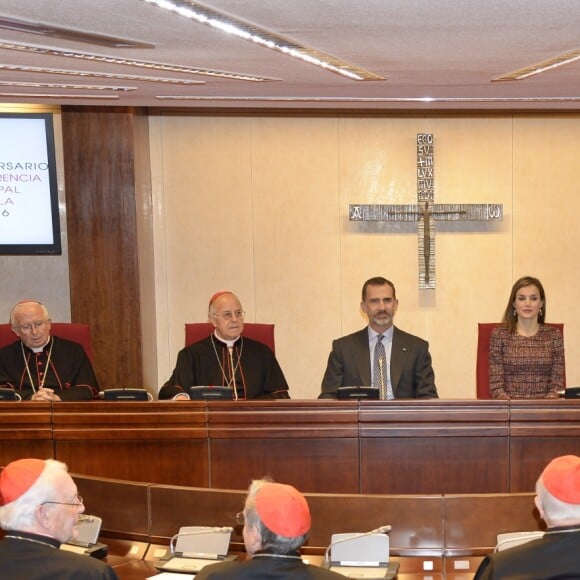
[31,387,62,402]
[172,393,190,401]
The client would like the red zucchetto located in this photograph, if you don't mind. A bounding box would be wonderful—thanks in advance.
[254,482,311,538]
[208,291,234,307]
[0,458,45,506]
[541,455,580,504]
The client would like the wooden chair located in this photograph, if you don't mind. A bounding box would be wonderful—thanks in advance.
[184,322,275,354]
[0,322,93,361]
[476,322,564,399]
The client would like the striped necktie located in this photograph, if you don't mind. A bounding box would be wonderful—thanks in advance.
[373,334,388,399]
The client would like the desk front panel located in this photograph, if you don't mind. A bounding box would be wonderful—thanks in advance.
[0,402,53,464]
[53,402,209,486]
[509,399,580,491]
[359,400,510,494]
[207,400,360,493]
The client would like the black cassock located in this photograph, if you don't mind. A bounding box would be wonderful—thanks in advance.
[159,335,289,400]
[0,532,118,580]
[474,527,580,580]
[0,336,99,400]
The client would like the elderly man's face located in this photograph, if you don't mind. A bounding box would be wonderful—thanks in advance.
[12,303,51,350]
[209,294,245,341]
[41,471,85,543]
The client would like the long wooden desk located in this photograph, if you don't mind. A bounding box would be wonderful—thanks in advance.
[71,473,543,580]
[1,399,579,494]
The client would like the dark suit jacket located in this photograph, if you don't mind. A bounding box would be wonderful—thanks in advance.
[319,326,437,399]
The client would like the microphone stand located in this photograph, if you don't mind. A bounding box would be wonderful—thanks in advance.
[169,526,234,555]
[323,525,392,565]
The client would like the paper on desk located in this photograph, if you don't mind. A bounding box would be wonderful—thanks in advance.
[146,573,195,580]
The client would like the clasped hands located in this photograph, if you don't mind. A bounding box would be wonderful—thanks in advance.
[31,387,62,402]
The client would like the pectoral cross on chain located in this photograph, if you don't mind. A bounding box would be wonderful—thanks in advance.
[349,133,503,289]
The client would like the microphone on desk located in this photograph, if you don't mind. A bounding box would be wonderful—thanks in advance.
[169,526,234,554]
[227,346,238,401]
[323,525,392,564]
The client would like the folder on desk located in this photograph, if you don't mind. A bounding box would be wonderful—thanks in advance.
[156,526,235,574]
[327,533,398,579]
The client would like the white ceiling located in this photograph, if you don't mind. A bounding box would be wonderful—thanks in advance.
[0,0,579,110]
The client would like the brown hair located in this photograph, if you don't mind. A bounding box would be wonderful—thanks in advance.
[501,276,546,333]
[361,277,397,301]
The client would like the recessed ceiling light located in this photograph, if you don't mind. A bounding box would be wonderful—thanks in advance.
[0,15,153,48]
[0,80,136,91]
[493,49,580,81]
[141,0,385,81]
[155,95,580,103]
[0,63,204,85]
[0,41,277,82]
[0,92,119,100]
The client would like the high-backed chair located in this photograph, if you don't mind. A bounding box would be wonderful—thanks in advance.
[476,322,565,399]
[185,322,275,354]
[0,322,93,361]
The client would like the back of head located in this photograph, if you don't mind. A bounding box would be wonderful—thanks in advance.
[245,480,311,554]
[0,458,66,532]
[536,455,580,526]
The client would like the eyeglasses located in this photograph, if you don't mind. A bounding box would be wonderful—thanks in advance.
[17,320,49,333]
[42,494,83,507]
[235,511,245,525]
[211,310,245,321]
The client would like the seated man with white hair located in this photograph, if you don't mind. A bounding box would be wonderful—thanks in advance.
[0,300,99,401]
[159,291,289,400]
[0,458,117,579]
[474,454,580,579]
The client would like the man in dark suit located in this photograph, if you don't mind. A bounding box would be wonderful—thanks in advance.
[320,277,437,399]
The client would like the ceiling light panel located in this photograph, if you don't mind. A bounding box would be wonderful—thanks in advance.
[140,0,385,81]
[0,63,204,85]
[493,49,580,81]
[0,41,277,82]
[0,92,119,100]
[0,80,135,91]
[0,15,154,48]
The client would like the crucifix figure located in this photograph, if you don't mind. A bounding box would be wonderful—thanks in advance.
[349,133,503,289]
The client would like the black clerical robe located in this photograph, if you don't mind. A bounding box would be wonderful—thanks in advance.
[474,526,580,580]
[159,335,289,400]
[0,336,99,400]
[0,531,118,579]
[195,551,346,580]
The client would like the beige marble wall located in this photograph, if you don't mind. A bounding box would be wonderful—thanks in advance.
[148,113,580,399]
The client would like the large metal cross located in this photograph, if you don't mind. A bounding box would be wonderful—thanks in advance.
[349,133,503,289]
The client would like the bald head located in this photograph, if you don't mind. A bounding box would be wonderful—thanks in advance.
[208,292,245,341]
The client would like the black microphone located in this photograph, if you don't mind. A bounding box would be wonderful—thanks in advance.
[169,526,234,554]
[324,525,392,564]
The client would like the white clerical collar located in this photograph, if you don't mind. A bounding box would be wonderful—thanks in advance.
[213,331,241,348]
[28,336,51,353]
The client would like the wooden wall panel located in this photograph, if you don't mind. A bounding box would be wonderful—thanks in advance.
[61,107,143,389]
